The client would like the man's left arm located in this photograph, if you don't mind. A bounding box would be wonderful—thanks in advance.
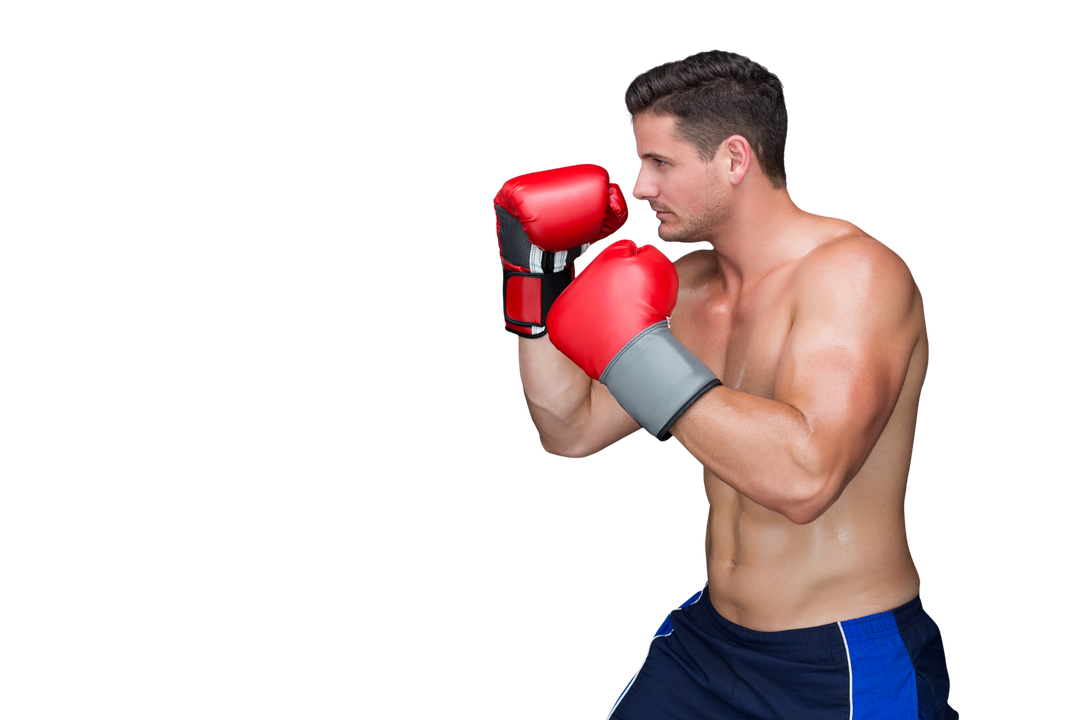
[670,239,922,525]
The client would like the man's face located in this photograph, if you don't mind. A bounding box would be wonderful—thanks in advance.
[632,113,728,244]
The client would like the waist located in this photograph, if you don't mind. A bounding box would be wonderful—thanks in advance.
[706,551,920,631]
[692,583,928,654]
[705,495,918,630]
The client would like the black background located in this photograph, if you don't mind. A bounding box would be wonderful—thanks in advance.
[464,36,989,716]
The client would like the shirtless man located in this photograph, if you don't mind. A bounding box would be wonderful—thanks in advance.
[495,51,957,719]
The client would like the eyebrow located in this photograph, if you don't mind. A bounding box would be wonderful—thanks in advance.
[640,152,669,161]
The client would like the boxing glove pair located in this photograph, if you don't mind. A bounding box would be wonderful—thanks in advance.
[495,165,720,440]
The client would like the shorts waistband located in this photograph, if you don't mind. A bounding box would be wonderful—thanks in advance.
[842,594,924,643]
[688,585,924,651]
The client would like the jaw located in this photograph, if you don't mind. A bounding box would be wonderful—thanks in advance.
[659,215,723,245]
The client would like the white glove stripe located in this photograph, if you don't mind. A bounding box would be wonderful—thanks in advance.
[529,243,587,275]
[529,245,544,273]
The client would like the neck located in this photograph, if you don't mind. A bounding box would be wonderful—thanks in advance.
[708,184,808,289]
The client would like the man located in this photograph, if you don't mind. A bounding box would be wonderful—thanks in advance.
[494,51,957,719]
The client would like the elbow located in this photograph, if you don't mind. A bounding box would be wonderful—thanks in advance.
[779,480,838,525]
[540,436,574,459]
[537,420,613,457]
[781,451,838,524]
[540,440,583,458]
[782,494,831,526]
[778,449,847,525]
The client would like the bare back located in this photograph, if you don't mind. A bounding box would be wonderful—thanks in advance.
[669,216,927,631]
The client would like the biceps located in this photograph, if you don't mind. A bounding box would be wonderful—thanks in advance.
[775,338,908,475]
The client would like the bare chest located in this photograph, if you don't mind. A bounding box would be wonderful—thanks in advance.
[669,278,794,399]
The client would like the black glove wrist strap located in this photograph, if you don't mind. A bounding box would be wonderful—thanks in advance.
[501,263,578,334]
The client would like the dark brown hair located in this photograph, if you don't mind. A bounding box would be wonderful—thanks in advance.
[626,51,788,189]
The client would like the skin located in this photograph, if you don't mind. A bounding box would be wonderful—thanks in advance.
[519,112,925,632]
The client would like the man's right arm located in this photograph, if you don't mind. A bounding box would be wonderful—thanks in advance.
[494,164,638,456]
[519,335,641,457]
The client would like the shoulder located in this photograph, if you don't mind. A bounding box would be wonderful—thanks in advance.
[792,227,923,336]
[796,229,919,309]
[672,249,718,289]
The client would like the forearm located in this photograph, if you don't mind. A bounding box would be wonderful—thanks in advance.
[670,387,843,524]
[514,334,600,453]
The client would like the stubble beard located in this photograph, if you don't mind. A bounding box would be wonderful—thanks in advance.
[656,179,730,244]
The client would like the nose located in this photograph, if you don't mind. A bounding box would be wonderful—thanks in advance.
[633,165,656,201]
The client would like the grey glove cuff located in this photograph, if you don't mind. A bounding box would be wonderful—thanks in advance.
[600,321,722,441]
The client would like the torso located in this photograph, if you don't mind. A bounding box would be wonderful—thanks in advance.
[669,217,927,631]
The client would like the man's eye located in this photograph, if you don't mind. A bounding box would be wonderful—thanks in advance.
[654,159,667,167]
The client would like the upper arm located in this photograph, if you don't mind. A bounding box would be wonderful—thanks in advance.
[519,334,641,458]
[574,381,643,456]
[774,238,922,489]
[537,377,642,458]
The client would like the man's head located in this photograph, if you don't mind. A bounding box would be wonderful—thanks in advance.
[631,112,734,244]
[626,51,787,190]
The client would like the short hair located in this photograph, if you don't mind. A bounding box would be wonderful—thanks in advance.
[626,51,788,189]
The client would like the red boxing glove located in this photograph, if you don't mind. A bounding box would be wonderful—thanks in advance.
[547,240,677,378]
[495,165,627,337]
[548,240,721,440]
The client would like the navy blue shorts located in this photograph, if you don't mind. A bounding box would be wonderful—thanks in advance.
[609,587,958,720]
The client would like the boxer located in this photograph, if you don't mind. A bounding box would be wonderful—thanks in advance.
[496,51,957,720]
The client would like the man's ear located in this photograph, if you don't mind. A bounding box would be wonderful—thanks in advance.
[717,135,753,186]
